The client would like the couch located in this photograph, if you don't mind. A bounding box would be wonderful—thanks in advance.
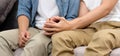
[0,0,18,31]
[0,0,120,56]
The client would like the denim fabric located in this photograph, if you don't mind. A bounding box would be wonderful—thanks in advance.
[17,0,80,27]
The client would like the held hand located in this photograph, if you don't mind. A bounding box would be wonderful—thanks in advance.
[43,16,60,36]
[43,17,75,36]
[18,31,30,47]
[45,16,60,25]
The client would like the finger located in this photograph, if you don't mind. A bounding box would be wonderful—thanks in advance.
[44,32,53,36]
[44,24,51,28]
[44,31,57,36]
[46,18,51,23]
[22,37,28,42]
[18,36,23,47]
[45,18,55,26]
[19,35,28,43]
[44,23,59,28]
[43,27,59,32]
[20,41,25,47]
[49,19,57,23]
[59,17,66,22]
[21,32,30,42]
[19,39,26,47]
[19,40,25,47]
[44,19,56,28]
[51,16,60,23]
[19,41,22,47]
[54,16,60,19]
[26,32,30,39]
[44,23,54,28]
[46,18,56,23]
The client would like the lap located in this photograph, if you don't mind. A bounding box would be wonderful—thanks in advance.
[0,27,40,49]
[26,31,51,45]
[52,28,95,47]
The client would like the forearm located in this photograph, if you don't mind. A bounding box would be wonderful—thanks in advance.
[71,0,118,29]
[18,15,29,32]
[73,7,110,29]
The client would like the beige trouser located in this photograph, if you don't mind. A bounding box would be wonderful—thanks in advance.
[0,28,51,56]
[51,21,120,56]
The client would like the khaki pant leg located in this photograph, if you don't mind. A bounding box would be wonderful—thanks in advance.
[51,28,95,56]
[0,28,39,56]
[20,31,51,56]
[84,29,120,56]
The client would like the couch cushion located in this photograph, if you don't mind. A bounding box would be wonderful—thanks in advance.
[0,0,18,31]
[74,46,120,56]
[110,48,120,56]
[74,46,86,56]
[14,48,23,56]
[0,0,16,25]
[15,47,120,56]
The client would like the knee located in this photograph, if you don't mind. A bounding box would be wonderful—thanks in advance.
[27,39,45,47]
[93,29,116,42]
[26,37,49,48]
[25,40,44,49]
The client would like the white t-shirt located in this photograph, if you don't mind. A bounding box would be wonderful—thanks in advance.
[83,0,120,22]
[35,0,59,29]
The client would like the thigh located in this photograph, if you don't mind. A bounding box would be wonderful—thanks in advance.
[26,30,51,49]
[25,31,51,55]
[91,29,120,48]
[52,28,96,47]
[0,27,39,49]
[26,30,51,46]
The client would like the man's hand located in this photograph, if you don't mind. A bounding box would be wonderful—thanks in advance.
[43,16,58,36]
[43,16,75,36]
[18,31,30,47]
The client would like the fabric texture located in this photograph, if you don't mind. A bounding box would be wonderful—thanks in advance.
[51,21,120,56]
[0,28,51,56]
[74,46,120,56]
[0,0,16,25]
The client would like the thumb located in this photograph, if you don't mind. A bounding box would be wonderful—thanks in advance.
[20,32,25,38]
[59,17,66,22]
[26,32,30,39]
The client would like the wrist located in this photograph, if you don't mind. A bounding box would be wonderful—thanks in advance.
[19,28,28,34]
[69,20,79,29]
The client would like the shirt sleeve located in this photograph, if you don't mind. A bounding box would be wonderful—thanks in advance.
[17,0,32,21]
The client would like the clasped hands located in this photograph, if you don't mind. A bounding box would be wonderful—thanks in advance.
[43,16,74,36]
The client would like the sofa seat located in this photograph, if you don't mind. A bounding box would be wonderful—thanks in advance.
[14,46,120,56]
[74,46,120,56]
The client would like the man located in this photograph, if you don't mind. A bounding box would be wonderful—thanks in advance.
[45,0,120,56]
[0,0,80,56]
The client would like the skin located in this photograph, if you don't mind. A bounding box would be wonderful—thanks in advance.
[43,0,118,36]
[18,16,30,47]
